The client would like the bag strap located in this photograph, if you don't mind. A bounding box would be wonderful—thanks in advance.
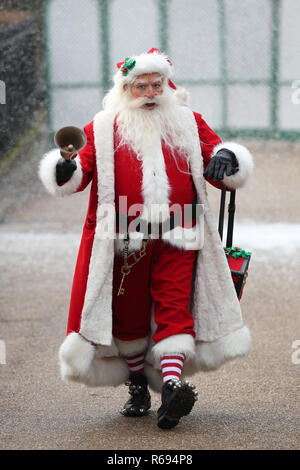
[218,184,236,248]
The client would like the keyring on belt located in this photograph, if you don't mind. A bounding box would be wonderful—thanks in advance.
[117,238,148,296]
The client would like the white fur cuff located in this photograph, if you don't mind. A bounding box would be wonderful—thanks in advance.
[59,332,130,387]
[213,142,254,189]
[59,332,95,381]
[151,334,196,366]
[39,149,83,196]
[114,336,149,356]
[194,326,251,371]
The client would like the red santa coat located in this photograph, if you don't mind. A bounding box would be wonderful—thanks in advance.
[66,112,222,336]
[39,106,254,391]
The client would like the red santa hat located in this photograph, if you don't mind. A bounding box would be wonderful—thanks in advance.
[115,47,189,105]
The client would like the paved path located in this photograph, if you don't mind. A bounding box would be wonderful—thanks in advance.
[0,139,299,450]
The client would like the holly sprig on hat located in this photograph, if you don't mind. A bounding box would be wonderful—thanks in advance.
[120,57,136,76]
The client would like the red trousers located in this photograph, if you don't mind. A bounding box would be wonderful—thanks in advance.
[112,240,196,344]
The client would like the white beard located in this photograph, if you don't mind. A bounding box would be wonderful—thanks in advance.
[103,84,197,228]
[114,87,195,163]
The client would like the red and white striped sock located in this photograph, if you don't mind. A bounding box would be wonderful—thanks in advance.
[123,352,145,375]
[160,353,185,383]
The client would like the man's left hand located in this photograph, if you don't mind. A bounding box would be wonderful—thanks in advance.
[203,148,238,182]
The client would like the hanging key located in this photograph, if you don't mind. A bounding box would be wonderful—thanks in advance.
[117,265,131,296]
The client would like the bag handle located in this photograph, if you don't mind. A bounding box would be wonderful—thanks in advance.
[218,184,236,248]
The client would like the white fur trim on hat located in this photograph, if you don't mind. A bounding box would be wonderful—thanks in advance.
[212,141,254,189]
[114,51,172,86]
[174,87,190,106]
[39,149,83,196]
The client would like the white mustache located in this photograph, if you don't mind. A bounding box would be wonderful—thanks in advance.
[127,96,157,109]
[128,94,170,109]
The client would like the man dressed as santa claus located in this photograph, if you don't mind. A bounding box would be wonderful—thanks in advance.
[39,48,253,430]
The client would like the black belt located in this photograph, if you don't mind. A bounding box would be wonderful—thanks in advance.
[116,204,199,239]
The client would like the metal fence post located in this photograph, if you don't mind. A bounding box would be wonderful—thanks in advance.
[218,0,228,137]
[99,0,111,92]
[158,0,169,54]
[270,0,281,139]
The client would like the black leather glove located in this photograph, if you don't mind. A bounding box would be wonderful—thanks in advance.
[56,158,77,185]
[203,148,238,182]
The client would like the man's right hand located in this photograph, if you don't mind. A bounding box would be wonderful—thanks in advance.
[56,158,77,185]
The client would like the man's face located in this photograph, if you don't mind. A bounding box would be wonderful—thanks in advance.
[129,73,164,110]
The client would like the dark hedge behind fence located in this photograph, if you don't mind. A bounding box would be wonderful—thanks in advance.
[0,11,46,158]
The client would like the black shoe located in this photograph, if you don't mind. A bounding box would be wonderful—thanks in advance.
[157,379,198,430]
[120,373,151,417]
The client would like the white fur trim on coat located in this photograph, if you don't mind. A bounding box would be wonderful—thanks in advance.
[58,108,251,392]
[78,111,116,345]
[151,334,196,365]
[185,326,251,373]
[59,332,95,379]
[58,328,251,392]
[212,141,254,189]
[162,220,204,250]
[114,336,149,356]
[59,332,129,387]
[39,149,83,196]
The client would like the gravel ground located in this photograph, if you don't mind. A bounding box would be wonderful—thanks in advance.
[0,136,299,450]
